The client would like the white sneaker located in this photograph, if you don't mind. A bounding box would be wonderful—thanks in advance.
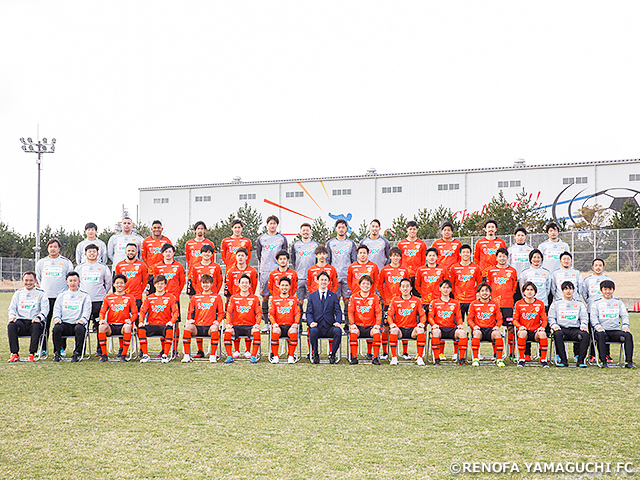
[232,351,241,359]
[140,354,150,363]
[390,357,399,365]
[416,356,425,366]
[244,351,251,359]
[209,355,217,363]
[401,353,411,360]
[380,353,388,360]
[271,356,280,364]
[161,354,169,363]
[181,354,192,363]
[451,353,458,362]
[288,356,295,364]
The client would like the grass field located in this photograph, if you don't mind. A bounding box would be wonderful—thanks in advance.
[1,292,639,480]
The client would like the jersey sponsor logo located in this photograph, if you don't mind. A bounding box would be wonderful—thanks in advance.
[298,250,313,257]
[153,305,167,313]
[494,276,509,285]
[165,273,175,279]
[333,248,350,255]
[404,248,418,257]
[483,247,498,256]
[399,308,414,316]
[427,275,440,283]
[459,274,473,282]
[480,312,492,320]
[113,304,126,312]
[389,275,403,284]
[357,305,372,313]
[263,243,281,251]
[523,312,537,320]
[125,271,138,279]
[199,302,214,310]
[441,250,454,257]
[237,305,251,314]
[152,247,162,254]
[439,310,453,319]
[277,306,292,314]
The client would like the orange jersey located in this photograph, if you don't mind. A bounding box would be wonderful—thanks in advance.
[306,264,338,293]
[431,238,462,270]
[269,295,301,325]
[448,262,482,303]
[188,293,225,326]
[220,236,252,268]
[225,265,259,296]
[487,266,518,308]
[115,260,148,301]
[139,293,179,325]
[348,292,382,327]
[346,261,379,297]
[154,261,186,299]
[397,238,427,277]
[428,298,462,328]
[474,237,507,278]
[99,293,138,324]
[513,299,547,331]
[387,295,427,329]
[268,268,299,298]
[185,238,215,271]
[142,236,172,274]
[414,265,447,305]
[378,264,409,305]
[190,261,223,295]
[467,300,503,329]
[226,294,262,326]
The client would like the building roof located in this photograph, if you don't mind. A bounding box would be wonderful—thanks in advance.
[139,158,640,191]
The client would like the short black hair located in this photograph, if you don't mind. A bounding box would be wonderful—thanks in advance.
[113,274,128,284]
[66,271,80,280]
[529,249,542,262]
[389,247,402,257]
[267,215,280,225]
[334,219,347,228]
[441,222,454,231]
[370,219,381,227]
[496,247,509,257]
[231,219,243,228]
[559,251,572,260]
[514,226,527,236]
[357,244,369,254]
[426,247,438,256]
[276,250,290,260]
[200,244,214,253]
[161,243,174,253]
[484,219,497,228]
[521,281,537,294]
[278,276,291,285]
[592,258,605,267]
[600,280,615,290]
[440,279,452,288]
[546,222,559,233]
[315,245,328,255]
[84,243,98,252]
[316,271,330,281]
[236,247,249,256]
[477,282,492,293]
[561,281,575,291]
[359,275,373,285]
[152,220,162,226]
[460,244,472,254]
[239,274,252,285]
[154,274,167,285]
[406,220,418,229]
[194,221,207,230]
[84,222,98,231]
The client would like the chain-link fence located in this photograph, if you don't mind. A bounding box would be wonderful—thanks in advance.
[0,258,36,290]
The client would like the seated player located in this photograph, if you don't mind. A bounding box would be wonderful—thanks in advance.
[183,274,225,363]
[548,281,589,367]
[268,250,299,299]
[487,247,518,360]
[51,272,92,363]
[224,274,262,363]
[269,277,301,364]
[347,245,380,359]
[467,283,505,367]
[378,247,408,360]
[591,280,635,368]
[97,274,138,362]
[7,271,49,362]
[415,247,447,316]
[138,275,179,364]
[428,280,467,366]
[348,275,383,365]
[513,282,549,367]
[387,278,427,365]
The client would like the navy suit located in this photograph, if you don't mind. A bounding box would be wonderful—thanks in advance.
[306,289,343,356]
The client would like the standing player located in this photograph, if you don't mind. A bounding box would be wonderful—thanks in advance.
[75,222,108,265]
[185,221,215,295]
[474,219,507,280]
[551,252,582,301]
[538,222,570,274]
[387,278,428,365]
[467,283,505,367]
[268,250,299,299]
[431,222,462,271]
[97,274,138,362]
[327,219,358,325]
[223,275,262,363]
[289,223,319,307]
[138,275,179,364]
[378,247,408,359]
[306,245,338,294]
[449,244,482,320]
[518,250,552,309]
[397,220,427,296]
[107,216,143,266]
[486,247,518,359]
[348,275,383,365]
[141,220,172,294]
[115,243,148,310]
[268,277,301,364]
[51,272,92,363]
[183,274,225,363]
[429,280,467,366]
[220,219,253,278]
[513,282,549,367]
[359,219,390,273]
[256,215,288,329]
[548,281,589,367]
[507,227,533,284]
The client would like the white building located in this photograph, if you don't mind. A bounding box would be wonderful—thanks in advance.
[139,158,640,241]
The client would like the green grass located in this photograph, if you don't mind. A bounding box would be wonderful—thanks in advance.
[1,292,639,480]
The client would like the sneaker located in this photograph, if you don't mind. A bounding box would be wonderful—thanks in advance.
[380,353,388,360]
[271,356,280,364]
[224,356,234,363]
[401,353,411,360]
[555,354,560,363]
[99,355,108,362]
[578,363,588,368]
[60,348,66,357]
[8,354,19,363]
[156,353,163,358]
[181,354,192,363]
[140,354,151,363]
[372,357,380,365]
[556,362,567,367]
[471,359,480,367]
[390,357,398,365]
[496,359,505,367]
[606,355,612,363]
[194,350,205,359]
[27,354,35,362]
[517,359,525,367]
[250,356,258,363]
[53,354,62,363]
[209,355,217,363]
[541,360,549,368]
[625,363,636,369]
[71,353,80,362]
[574,355,579,363]
[350,356,359,365]
[438,353,446,361]
[288,356,295,364]
[244,351,251,359]
[232,351,241,359]
[433,359,440,366]
[451,353,458,362]
[119,355,128,362]
[40,349,47,357]
[458,358,468,366]
[161,354,169,363]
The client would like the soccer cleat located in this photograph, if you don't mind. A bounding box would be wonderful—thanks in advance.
[372,357,381,365]
[271,356,280,364]
[209,355,218,363]
[578,363,588,368]
[181,354,192,363]
[53,354,62,363]
[119,355,128,362]
[60,349,66,357]
[366,353,373,360]
[380,353,388,360]
[438,353,446,361]
[161,354,169,363]
[250,356,258,363]
[100,355,109,363]
[496,359,505,367]
[625,363,636,369]
[458,358,468,366]
[555,354,560,363]
[288,356,295,364]
[8,354,20,363]
[350,356,359,365]
[471,359,480,367]
[71,354,80,363]
[27,354,35,362]
[224,356,234,363]
[432,359,440,366]
[312,353,320,364]
[517,359,525,367]
[605,355,612,363]
[194,350,205,359]
[451,353,458,362]
[401,353,411,360]
[140,354,151,363]
[244,351,251,359]
[541,360,549,368]
[232,351,241,359]
[390,357,399,365]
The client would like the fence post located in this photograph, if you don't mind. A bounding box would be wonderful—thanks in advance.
[617,229,620,272]
[593,231,596,260]
[571,231,574,254]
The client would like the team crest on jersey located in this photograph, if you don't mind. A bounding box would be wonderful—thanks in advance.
[449,305,455,310]
[248,300,253,305]
[410,302,416,308]
[163,299,168,304]
[134,265,139,271]
[614,303,618,307]
[489,306,494,312]
[534,306,539,312]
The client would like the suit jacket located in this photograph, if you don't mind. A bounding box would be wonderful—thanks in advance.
[306,289,343,329]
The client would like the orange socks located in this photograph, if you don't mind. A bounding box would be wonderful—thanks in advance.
[139,328,148,355]
[381,331,389,355]
[372,331,381,358]
[457,336,467,360]
[349,332,358,358]
[98,332,107,355]
[210,330,220,355]
[183,329,192,355]
[494,336,504,360]
[251,330,261,357]
[472,337,480,360]
[540,337,548,361]
[163,328,174,356]
[431,337,441,359]
[416,332,426,358]
[389,333,398,358]
[288,328,298,358]
[271,330,280,357]
[224,330,233,356]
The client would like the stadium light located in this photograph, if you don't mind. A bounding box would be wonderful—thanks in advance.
[20,135,57,262]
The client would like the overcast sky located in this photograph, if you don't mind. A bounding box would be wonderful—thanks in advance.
[2,0,639,236]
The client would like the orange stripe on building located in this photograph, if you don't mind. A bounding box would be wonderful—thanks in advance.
[263,199,315,220]
[297,182,324,213]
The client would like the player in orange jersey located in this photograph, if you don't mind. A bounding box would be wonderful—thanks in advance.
[513,281,549,367]
[397,220,427,296]
[185,221,215,295]
[221,218,253,270]
[223,274,262,363]
[182,274,225,363]
[268,250,299,299]
[115,243,148,310]
[428,279,467,365]
[473,219,507,280]
[348,275,383,365]
[225,247,259,297]
[387,278,428,365]
[467,283,505,367]
[306,245,338,294]
[268,277,301,364]
[138,275,179,364]
[487,247,518,359]
[97,274,138,362]
[415,247,447,316]
[431,222,462,271]
[347,245,380,298]
[153,243,185,355]
[448,244,482,319]
[141,220,172,294]
[378,247,408,359]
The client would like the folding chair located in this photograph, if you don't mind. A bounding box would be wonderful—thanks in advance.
[58,324,91,362]
[302,327,342,364]
[187,328,222,362]
[426,330,468,364]
[107,330,139,361]
[591,330,625,368]
[139,323,178,362]
[268,326,301,363]
[549,331,590,367]
[471,327,507,365]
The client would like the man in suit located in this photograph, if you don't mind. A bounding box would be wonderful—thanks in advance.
[306,271,343,364]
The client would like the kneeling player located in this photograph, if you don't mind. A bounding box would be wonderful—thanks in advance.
[428,280,467,366]
[269,277,301,364]
[348,275,383,365]
[468,283,505,367]
[138,275,179,363]
[224,274,262,363]
[97,274,138,362]
[387,278,427,365]
[183,274,225,363]
[513,282,549,367]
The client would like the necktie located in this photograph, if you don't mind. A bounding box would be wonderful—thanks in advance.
[321,292,326,309]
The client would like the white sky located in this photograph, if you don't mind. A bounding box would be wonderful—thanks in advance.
[2,0,639,236]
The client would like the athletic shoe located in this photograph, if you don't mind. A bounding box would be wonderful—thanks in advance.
[53,354,62,363]
[161,354,169,364]
[181,354,192,363]
[71,354,80,362]
[250,356,258,363]
[119,355,128,362]
[451,353,458,362]
[194,350,205,359]
[458,358,468,366]
[380,353,389,360]
[471,359,479,367]
[140,354,151,363]
[372,357,380,365]
[541,360,549,368]
[209,355,217,363]
[156,353,163,358]
[40,349,47,357]
[496,359,505,367]
[555,354,560,363]
[366,354,373,360]
[390,357,398,365]
[432,359,439,366]
[509,354,516,363]
[312,354,320,364]
[271,356,280,364]
[625,363,636,369]
[606,355,612,363]
[574,355,579,363]
[556,362,567,367]
[578,363,588,368]
[99,355,108,362]
[27,354,35,362]
[600,362,609,369]
[224,356,234,363]
[401,353,411,360]
[350,356,359,365]
[288,356,295,364]
[232,351,241,359]
[244,351,251,359]
[8,354,19,363]
[329,354,337,364]
[517,359,525,367]
[60,349,66,357]
[438,353,446,361]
